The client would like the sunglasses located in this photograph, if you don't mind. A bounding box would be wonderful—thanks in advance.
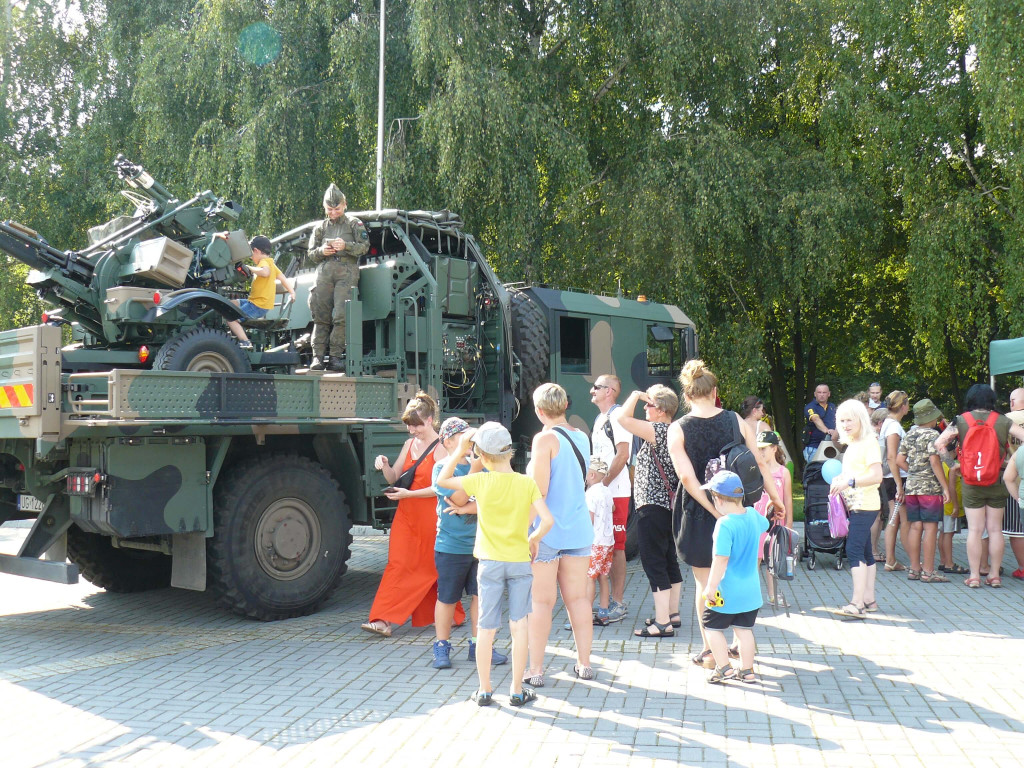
[591,384,609,391]
[644,402,658,409]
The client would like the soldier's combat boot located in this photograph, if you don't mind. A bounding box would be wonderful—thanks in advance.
[326,355,345,372]
[309,356,326,371]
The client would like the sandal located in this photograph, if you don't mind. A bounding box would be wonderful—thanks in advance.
[986,576,1003,588]
[708,665,738,684]
[832,603,866,619]
[940,564,969,574]
[692,649,715,669]
[645,613,682,628]
[884,561,906,572]
[634,621,675,638]
[360,620,392,637]
[573,664,595,680]
[509,688,537,707]
[522,672,545,688]
[474,690,493,707]
[908,569,921,581]
[964,577,982,588]
[737,668,757,683]
[920,571,948,583]
[728,644,740,659]
[863,601,879,613]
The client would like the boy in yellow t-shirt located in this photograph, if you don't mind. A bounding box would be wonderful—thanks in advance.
[226,235,296,349]
[436,422,553,708]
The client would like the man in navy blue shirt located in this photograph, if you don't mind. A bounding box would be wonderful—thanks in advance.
[803,384,839,462]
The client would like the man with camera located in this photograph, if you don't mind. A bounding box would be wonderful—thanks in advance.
[306,184,369,371]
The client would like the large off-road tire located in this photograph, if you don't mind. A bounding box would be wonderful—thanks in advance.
[153,326,252,373]
[509,289,550,400]
[207,454,352,621]
[66,527,172,593]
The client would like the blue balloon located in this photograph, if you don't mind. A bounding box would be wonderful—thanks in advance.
[821,458,843,484]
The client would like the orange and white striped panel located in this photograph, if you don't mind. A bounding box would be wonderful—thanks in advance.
[0,384,33,409]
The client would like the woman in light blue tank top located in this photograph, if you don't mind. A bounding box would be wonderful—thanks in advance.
[524,383,596,684]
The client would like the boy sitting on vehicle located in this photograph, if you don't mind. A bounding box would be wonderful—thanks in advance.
[435,422,553,707]
[225,235,295,349]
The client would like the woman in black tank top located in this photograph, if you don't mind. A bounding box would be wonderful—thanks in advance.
[668,361,783,668]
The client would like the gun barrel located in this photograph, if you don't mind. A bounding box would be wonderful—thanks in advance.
[113,154,173,205]
[0,221,94,283]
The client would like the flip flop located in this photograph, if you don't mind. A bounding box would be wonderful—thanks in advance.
[831,604,866,619]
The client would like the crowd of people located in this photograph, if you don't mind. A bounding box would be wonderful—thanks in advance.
[354,364,1024,707]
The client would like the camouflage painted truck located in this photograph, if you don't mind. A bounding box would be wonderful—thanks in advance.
[0,165,696,620]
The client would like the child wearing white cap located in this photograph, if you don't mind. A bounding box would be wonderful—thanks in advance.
[435,422,554,708]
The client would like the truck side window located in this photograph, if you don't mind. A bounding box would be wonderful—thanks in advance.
[647,325,677,377]
[559,316,590,374]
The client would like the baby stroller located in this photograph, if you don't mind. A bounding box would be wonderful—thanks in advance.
[800,460,846,570]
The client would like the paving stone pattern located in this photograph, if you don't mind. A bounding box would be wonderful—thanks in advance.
[2,523,1023,767]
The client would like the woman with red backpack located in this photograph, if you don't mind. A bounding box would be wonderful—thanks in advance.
[935,384,1024,588]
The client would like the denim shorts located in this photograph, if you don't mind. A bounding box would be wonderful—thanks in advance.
[238,299,268,319]
[534,542,592,563]
[905,494,944,524]
[477,559,533,630]
[434,551,477,604]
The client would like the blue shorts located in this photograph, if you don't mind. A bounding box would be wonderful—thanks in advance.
[534,542,592,564]
[238,299,268,319]
[905,495,944,523]
[477,559,532,630]
[434,551,477,604]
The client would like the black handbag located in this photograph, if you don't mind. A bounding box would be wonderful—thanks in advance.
[393,439,439,490]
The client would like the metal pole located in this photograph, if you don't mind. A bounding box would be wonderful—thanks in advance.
[375,0,386,211]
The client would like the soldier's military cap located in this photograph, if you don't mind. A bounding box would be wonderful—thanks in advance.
[323,184,346,208]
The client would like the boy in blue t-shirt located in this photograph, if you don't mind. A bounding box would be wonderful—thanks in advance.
[430,418,509,670]
[701,471,769,684]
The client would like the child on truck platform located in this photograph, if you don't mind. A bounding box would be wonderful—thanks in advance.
[701,470,769,684]
[435,422,554,707]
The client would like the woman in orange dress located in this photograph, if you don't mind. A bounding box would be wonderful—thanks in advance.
[362,392,465,635]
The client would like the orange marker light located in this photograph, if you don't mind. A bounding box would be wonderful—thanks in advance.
[153,292,161,304]
[138,346,151,364]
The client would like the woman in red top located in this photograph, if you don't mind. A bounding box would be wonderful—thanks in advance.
[362,392,464,636]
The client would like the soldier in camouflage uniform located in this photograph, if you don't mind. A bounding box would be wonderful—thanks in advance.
[306,184,369,370]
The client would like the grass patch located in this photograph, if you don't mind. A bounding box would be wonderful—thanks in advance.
[793,481,805,523]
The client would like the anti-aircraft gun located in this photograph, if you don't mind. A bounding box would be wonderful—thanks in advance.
[0,155,284,374]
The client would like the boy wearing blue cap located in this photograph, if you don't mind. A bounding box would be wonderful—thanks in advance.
[701,470,769,684]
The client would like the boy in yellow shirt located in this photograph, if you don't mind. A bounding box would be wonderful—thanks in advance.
[436,422,553,707]
[226,235,295,349]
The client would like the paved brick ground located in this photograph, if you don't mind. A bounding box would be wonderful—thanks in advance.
[2,522,1024,767]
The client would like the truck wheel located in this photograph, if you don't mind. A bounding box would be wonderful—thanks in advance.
[153,326,252,373]
[510,289,549,399]
[66,527,172,592]
[208,454,352,620]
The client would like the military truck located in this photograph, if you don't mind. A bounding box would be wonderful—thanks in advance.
[0,160,696,620]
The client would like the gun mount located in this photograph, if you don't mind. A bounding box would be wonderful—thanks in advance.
[0,155,256,372]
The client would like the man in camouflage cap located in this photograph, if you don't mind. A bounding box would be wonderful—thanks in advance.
[306,184,369,370]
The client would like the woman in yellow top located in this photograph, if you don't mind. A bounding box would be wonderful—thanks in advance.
[226,235,296,349]
[829,399,883,618]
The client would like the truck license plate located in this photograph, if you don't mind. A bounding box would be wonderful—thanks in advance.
[17,495,45,513]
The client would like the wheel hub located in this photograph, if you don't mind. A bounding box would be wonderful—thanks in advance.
[187,351,234,372]
[254,498,322,581]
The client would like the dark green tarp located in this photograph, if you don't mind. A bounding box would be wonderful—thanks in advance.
[990,338,1024,376]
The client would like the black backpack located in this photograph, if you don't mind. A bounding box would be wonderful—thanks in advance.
[765,522,798,617]
[704,412,764,506]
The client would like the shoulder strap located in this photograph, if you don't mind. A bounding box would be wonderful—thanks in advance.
[409,439,439,473]
[730,411,743,443]
[963,412,977,429]
[553,427,588,478]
